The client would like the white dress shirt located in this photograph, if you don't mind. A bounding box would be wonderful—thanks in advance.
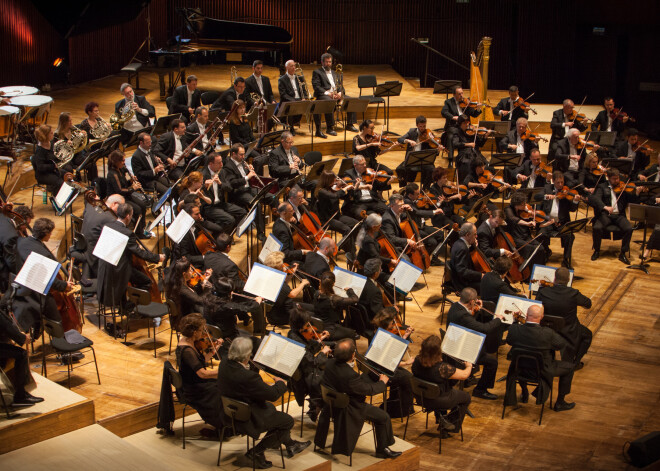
[287,74,300,99]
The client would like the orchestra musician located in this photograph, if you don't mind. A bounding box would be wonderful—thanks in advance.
[217,337,311,468]
[448,223,483,293]
[615,128,649,180]
[0,211,19,293]
[33,124,72,195]
[397,115,443,188]
[286,185,306,223]
[591,97,630,138]
[311,52,357,139]
[498,117,539,162]
[277,60,304,134]
[505,191,549,267]
[381,194,419,255]
[79,101,114,141]
[358,258,386,321]
[314,171,358,247]
[428,166,466,228]
[441,86,482,135]
[53,112,96,181]
[173,203,209,270]
[201,153,247,233]
[272,202,309,264]
[187,106,217,155]
[312,271,359,340]
[342,155,389,220]
[245,60,276,104]
[228,100,259,159]
[263,251,313,326]
[165,258,211,318]
[494,86,529,130]
[268,131,303,184]
[169,75,201,122]
[462,158,502,218]
[401,183,444,266]
[356,214,395,280]
[476,209,513,260]
[548,99,588,159]
[637,150,660,183]
[302,237,336,290]
[578,152,603,197]
[81,193,124,278]
[352,119,394,174]
[212,76,253,113]
[480,257,522,305]
[106,150,149,238]
[153,119,197,181]
[513,148,548,189]
[453,115,490,183]
[115,83,155,137]
[131,133,169,196]
[554,128,599,186]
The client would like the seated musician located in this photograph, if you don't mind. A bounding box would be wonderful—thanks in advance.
[493,86,528,130]
[402,183,443,266]
[539,171,582,269]
[498,117,538,162]
[286,185,307,223]
[428,166,466,229]
[358,258,387,321]
[448,223,484,293]
[302,237,336,290]
[287,307,332,423]
[342,155,389,220]
[462,159,501,219]
[268,131,303,184]
[578,153,603,197]
[82,193,124,278]
[591,97,630,139]
[164,258,211,318]
[79,101,114,142]
[548,99,588,159]
[187,106,217,155]
[312,271,358,340]
[476,208,512,262]
[311,52,357,138]
[536,267,592,369]
[356,214,395,281]
[505,305,576,412]
[381,194,419,256]
[441,86,482,138]
[396,115,443,188]
[32,124,71,195]
[106,150,149,238]
[513,148,548,189]
[53,114,88,175]
[115,83,155,137]
[504,191,549,267]
[217,337,311,467]
[453,115,490,183]
[154,119,199,181]
[201,152,247,233]
[221,143,266,242]
[175,313,223,429]
[447,288,505,400]
[131,133,169,196]
[411,334,472,434]
[554,128,598,187]
[0,211,20,293]
[314,171,358,249]
[245,60,276,104]
[316,338,401,459]
[0,299,44,406]
[277,60,304,134]
[173,203,211,270]
[353,119,394,174]
[272,202,310,264]
[228,100,259,160]
[638,150,660,183]
[263,251,312,326]
[616,128,649,180]
[170,75,201,123]
[480,257,521,305]
[212,76,253,113]
[590,168,642,264]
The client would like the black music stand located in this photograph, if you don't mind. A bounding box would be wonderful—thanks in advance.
[306,158,339,185]
[151,113,183,137]
[433,80,461,99]
[404,148,438,185]
[337,219,363,257]
[519,243,544,274]
[627,204,660,274]
[340,98,370,154]
[555,217,590,268]
[588,131,617,147]
[516,187,546,206]
[308,99,337,151]
[277,100,312,137]
[83,134,121,178]
[270,174,304,205]
[121,125,154,150]
[601,158,633,177]
[462,193,492,221]
[257,130,283,151]
[337,157,354,177]
[489,153,521,169]
[374,81,403,136]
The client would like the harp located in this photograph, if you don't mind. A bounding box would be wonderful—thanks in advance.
[470,37,494,122]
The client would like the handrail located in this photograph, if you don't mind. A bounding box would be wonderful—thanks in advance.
[410,38,470,72]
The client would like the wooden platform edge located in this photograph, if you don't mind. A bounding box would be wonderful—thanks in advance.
[98,400,190,438]
[0,398,95,454]
[304,461,332,471]
[359,445,420,471]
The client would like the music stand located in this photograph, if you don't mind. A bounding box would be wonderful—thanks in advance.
[601,158,633,177]
[490,153,522,168]
[516,187,546,206]
[433,80,461,99]
[270,174,304,205]
[257,130,283,151]
[277,100,312,137]
[374,81,403,136]
[83,134,121,178]
[337,157,354,177]
[308,99,338,151]
[627,204,660,274]
[306,158,339,185]
[587,131,617,147]
[404,149,438,184]
[462,193,492,221]
[340,98,370,154]
[555,218,590,268]
[337,219,363,256]
[249,180,278,207]
[151,113,183,137]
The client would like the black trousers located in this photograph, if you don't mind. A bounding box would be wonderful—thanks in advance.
[204,202,247,233]
[395,163,435,189]
[540,225,575,264]
[0,343,30,398]
[364,403,395,452]
[313,94,356,131]
[145,176,171,197]
[592,213,632,253]
[422,388,471,430]
[128,192,148,234]
[520,360,574,401]
[474,351,498,392]
[325,322,356,341]
[561,325,592,364]
[251,409,295,454]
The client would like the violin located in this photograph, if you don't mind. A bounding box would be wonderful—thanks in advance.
[362,168,397,184]
[466,125,492,138]
[567,111,591,124]
[505,309,527,324]
[576,138,598,150]
[556,186,579,201]
[414,194,441,208]
[418,129,441,148]
[366,132,404,151]
[441,183,469,197]
[478,170,510,189]
[458,97,483,109]
[632,142,653,155]
[612,181,636,194]
[299,322,329,344]
[517,204,553,224]
[535,161,553,179]
[520,129,548,143]
[188,266,211,288]
[530,279,554,287]
[194,327,221,359]
[512,96,538,115]
[609,108,635,123]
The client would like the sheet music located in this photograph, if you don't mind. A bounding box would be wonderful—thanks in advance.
[165,209,195,244]
[54,183,75,210]
[495,294,543,324]
[388,259,422,294]
[237,205,257,237]
[365,328,409,373]
[93,226,129,266]
[529,264,574,292]
[254,332,306,378]
[243,262,287,302]
[258,234,283,263]
[442,323,486,364]
[14,252,61,295]
[333,266,367,298]
[147,208,167,233]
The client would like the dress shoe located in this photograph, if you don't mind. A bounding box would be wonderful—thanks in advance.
[573,361,584,371]
[375,447,402,459]
[618,253,630,264]
[463,375,479,388]
[553,400,576,412]
[286,440,311,458]
[245,450,272,469]
[13,392,44,407]
[520,391,529,403]
[257,233,267,243]
[591,251,600,261]
[561,260,573,270]
[347,125,359,132]
[472,389,498,400]
[306,408,319,422]
[430,257,444,267]
[327,129,337,136]
[315,132,327,139]
[436,414,456,431]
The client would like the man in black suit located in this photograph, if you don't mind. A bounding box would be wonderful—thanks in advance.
[504,191,548,267]
[441,86,482,135]
[447,287,505,400]
[498,117,538,162]
[493,86,529,130]
[553,128,600,186]
[277,60,305,134]
[310,53,357,138]
[0,213,19,292]
[590,168,642,264]
[316,338,401,459]
[359,258,386,321]
[186,106,218,154]
[536,267,592,368]
[169,75,201,123]
[217,337,310,467]
[448,223,483,293]
[342,155,389,220]
[548,99,588,159]
[302,237,335,290]
[201,153,246,233]
[615,128,649,180]
[480,257,520,305]
[401,183,443,265]
[154,119,198,181]
[245,60,275,104]
[396,115,442,188]
[380,194,416,254]
[268,131,303,184]
[272,202,309,264]
[131,133,169,196]
[81,194,123,278]
[507,304,576,412]
[476,209,512,262]
[212,76,252,112]
[115,83,155,139]
[591,97,629,139]
[452,115,491,183]
[513,148,548,189]
[174,203,206,270]
[638,151,660,184]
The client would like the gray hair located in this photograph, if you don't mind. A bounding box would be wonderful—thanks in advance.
[289,185,303,198]
[353,154,366,166]
[228,336,253,362]
[318,237,335,251]
[120,83,132,94]
[567,128,580,138]
[562,99,574,107]
[458,222,475,238]
[516,117,528,126]
[106,194,125,206]
[363,258,382,277]
[364,213,382,230]
[285,59,295,69]
[281,130,293,142]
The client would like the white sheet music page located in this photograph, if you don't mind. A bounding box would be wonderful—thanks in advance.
[529,264,574,292]
[254,332,305,377]
[165,209,195,244]
[243,262,287,302]
[15,252,61,295]
[147,208,168,233]
[495,294,543,324]
[54,183,75,209]
[258,234,283,263]
[93,226,129,266]
[333,266,367,298]
[388,259,422,294]
[365,328,409,373]
[237,206,257,237]
[442,323,486,364]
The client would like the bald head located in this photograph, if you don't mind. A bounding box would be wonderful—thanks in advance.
[527,305,544,323]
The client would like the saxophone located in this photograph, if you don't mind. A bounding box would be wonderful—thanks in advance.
[53,126,88,168]
[109,99,135,130]
[90,117,112,140]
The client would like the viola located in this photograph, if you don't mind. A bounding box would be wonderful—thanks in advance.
[612,181,636,194]
[400,210,431,271]
[520,129,548,143]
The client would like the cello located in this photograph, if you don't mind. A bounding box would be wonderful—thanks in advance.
[400,209,431,271]
[481,207,529,282]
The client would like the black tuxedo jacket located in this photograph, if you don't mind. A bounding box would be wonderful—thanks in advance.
[441,97,481,129]
[615,141,649,178]
[553,137,586,173]
[447,301,502,335]
[153,131,190,164]
[344,168,389,196]
[170,85,201,117]
[114,95,155,127]
[397,127,435,154]
[245,74,275,103]
[311,68,344,97]
[302,251,330,290]
[380,209,407,250]
[499,129,538,158]
[550,109,587,143]
[176,228,204,269]
[203,250,244,291]
[448,238,481,290]
[493,97,528,127]
[356,233,391,271]
[200,166,228,207]
[81,203,115,276]
[541,183,578,224]
[536,284,591,351]
[591,182,636,217]
[506,322,566,375]
[272,218,303,263]
[480,272,518,306]
[220,158,251,200]
[212,86,253,112]
[358,278,384,320]
[268,145,301,181]
[476,221,501,260]
[131,147,160,186]
[185,120,212,152]
[278,74,303,102]
[591,109,625,135]
[514,160,548,188]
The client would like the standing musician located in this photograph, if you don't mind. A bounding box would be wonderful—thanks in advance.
[154,119,198,181]
[81,193,124,278]
[590,168,642,264]
[554,128,599,186]
[277,60,304,134]
[441,86,482,135]
[311,52,357,138]
[263,251,313,326]
[536,267,592,369]
[494,86,529,130]
[272,202,310,263]
[448,223,483,293]
[228,100,259,159]
[397,115,443,188]
[312,271,359,340]
[358,258,386,321]
[170,75,201,123]
[428,166,466,228]
[480,257,522,305]
[504,191,549,267]
[513,148,548,189]
[315,171,358,245]
[591,97,630,139]
[498,117,539,162]
[32,124,71,195]
[539,171,582,269]
[115,83,155,135]
[548,99,588,159]
[217,337,311,468]
[187,106,218,155]
[452,115,490,183]
[447,288,505,401]
[476,209,513,260]
[201,153,247,233]
[212,76,253,112]
[616,128,649,180]
[96,203,165,310]
[402,183,444,266]
[131,133,169,196]
[245,60,276,104]
[302,237,336,290]
[106,150,150,238]
[54,112,97,181]
[268,131,303,184]
[356,215,395,281]
[342,155,389,220]
[352,119,394,174]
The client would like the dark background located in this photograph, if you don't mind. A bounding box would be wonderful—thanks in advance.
[1,0,658,133]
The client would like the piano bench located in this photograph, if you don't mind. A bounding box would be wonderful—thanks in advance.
[121,62,143,89]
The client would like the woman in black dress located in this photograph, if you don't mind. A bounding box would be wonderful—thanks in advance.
[33,124,72,194]
[106,150,149,237]
[312,271,358,340]
[175,313,224,430]
[352,119,393,173]
[228,99,260,161]
[411,334,472,434]
[164,257,212,323]
[315,170,358,250]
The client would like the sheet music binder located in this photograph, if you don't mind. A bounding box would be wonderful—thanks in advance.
[253,331,306,380]
[243,262,287,302]
[14,252,61,296]
[361,327,410,377]
[442,323,487,365]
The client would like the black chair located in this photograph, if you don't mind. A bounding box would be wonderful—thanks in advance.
[356,361,403,422]
[165,96,173,115]
[167,300,182,355]
[22,155,49,209]
[41,318,100,389]
[218,395,286,468]
[502,348,552,425]
[345,304,373,340]
[125,286,171,357]
[201,91,220,107]
[540,315,565,332]
[166,362,203,449]
[404,376,463,454]
[303,151,322,167]
[357,75,384,123]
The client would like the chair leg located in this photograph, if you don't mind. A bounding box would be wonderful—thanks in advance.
[90,347,101,384]
[300,400,304,438]
[182,404,186,449]
[280,443,286,469]
[438,418,442,454]
[153,324,157,358]
[539,402,544,426]
[403,413,410,440]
